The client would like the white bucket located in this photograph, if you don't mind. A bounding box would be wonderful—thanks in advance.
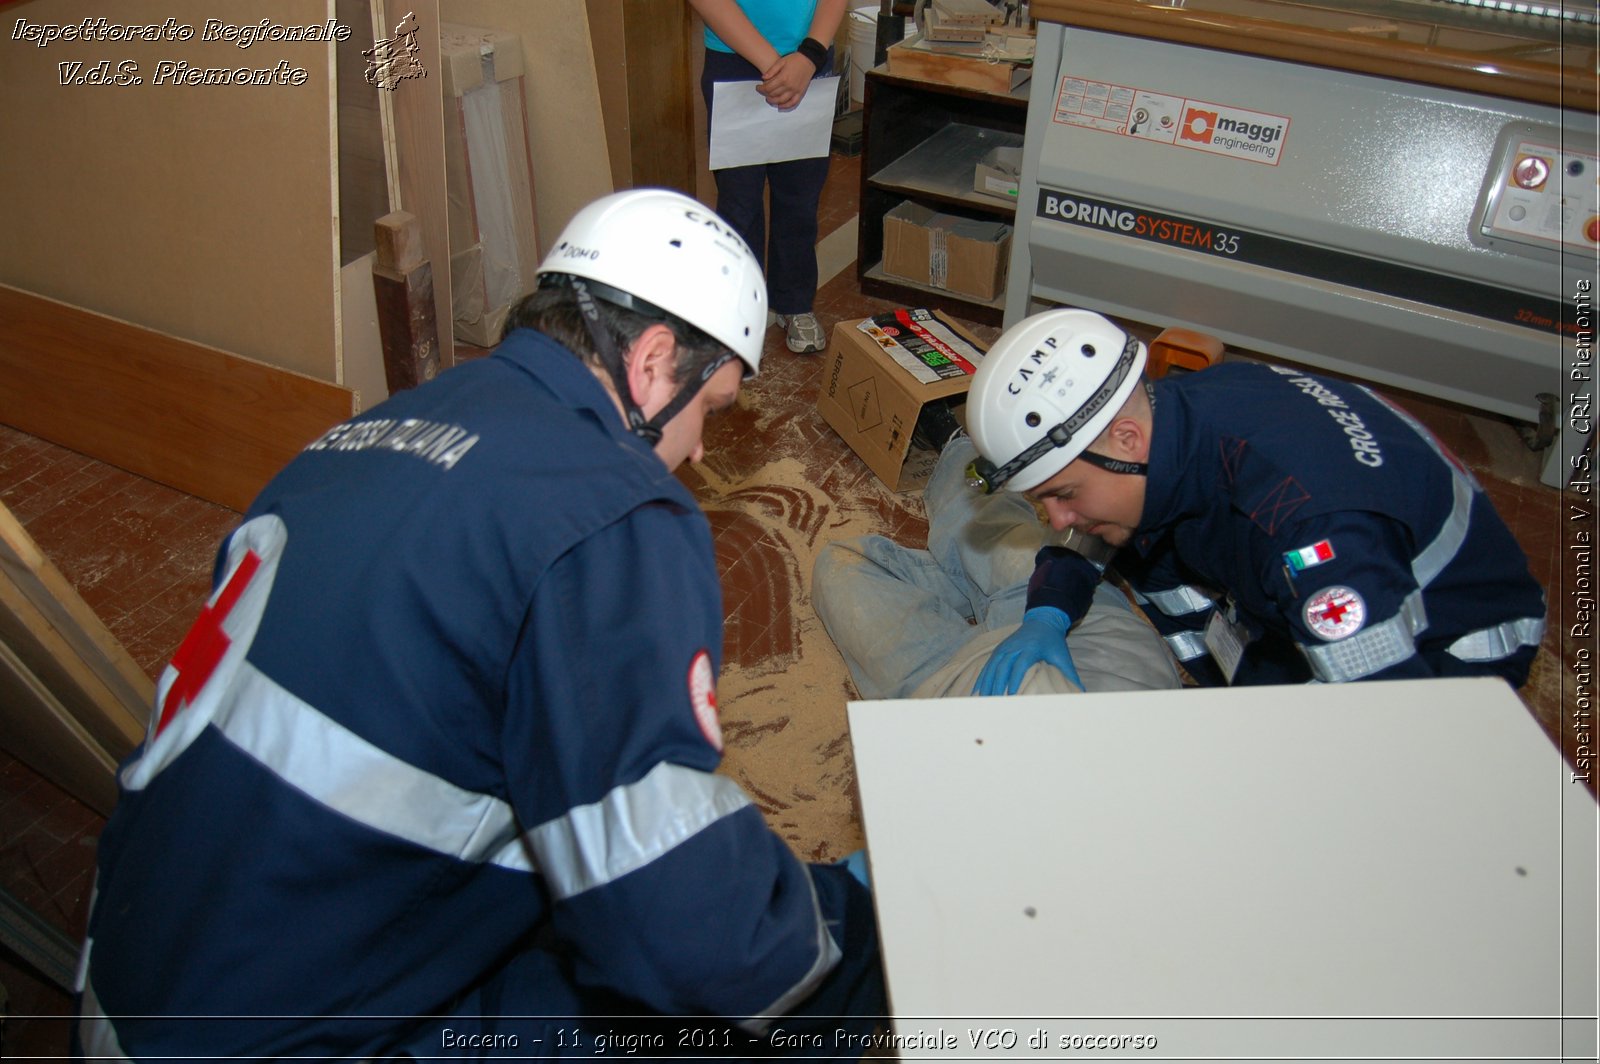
[847,4,911,105]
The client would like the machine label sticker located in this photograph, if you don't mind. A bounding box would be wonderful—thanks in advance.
[1053,76,1289,165]
[688,649,722,752]
[1304,586,1366,641]
[1034,189,1570,336]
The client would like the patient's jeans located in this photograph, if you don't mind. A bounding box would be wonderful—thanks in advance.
[813,437,1139,701]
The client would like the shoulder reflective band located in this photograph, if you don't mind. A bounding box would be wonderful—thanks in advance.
[969,332,1143,493]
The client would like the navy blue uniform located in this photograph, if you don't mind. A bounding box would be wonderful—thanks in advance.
[1026,362,1545,687]
[74,329,882,1061]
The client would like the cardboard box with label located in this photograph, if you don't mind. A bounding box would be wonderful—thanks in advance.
[882,202,1012,302]
[816,309,988,491]
[973,144,1022,203]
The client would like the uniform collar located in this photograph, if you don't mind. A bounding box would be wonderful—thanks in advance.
[493,327,645,450]
[1131,376,1213,556]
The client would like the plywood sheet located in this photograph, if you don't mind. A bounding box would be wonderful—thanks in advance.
[0,499,153,817]
[0,0,339,382]
[849,680,1598,1056]
[0,284,355,513]
[447,0,613,255]
[0,637,121,817]
[381,0,455,368]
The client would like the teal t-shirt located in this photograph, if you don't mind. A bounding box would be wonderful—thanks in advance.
[704,0,817,55]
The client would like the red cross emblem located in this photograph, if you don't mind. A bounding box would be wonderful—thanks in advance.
[687,649,722,752]
[155,550,261,737]
[1304,585,1365,641]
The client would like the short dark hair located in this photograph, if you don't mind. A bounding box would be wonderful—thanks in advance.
[502,282,730,389]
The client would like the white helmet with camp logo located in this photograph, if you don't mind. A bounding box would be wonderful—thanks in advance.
[535,188,768,376]
[966,309,1148,493]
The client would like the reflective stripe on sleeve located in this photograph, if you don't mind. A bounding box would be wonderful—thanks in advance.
[1136,584,1214,617]
[742,872,844,1034]
[1301,591,1426,681]
[1164,630,1210,663]
[76,975,131,1064]
[1447,616,1546,662]
[1334,389,1542,674]
[1363,386,1475,589]
[1410,460,1474,588]
[530,761,753,901]
[213,664,536,870]
[149,659,753,887]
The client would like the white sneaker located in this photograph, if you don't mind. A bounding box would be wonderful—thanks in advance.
[776,312,826,354]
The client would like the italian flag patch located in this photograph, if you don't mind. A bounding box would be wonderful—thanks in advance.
[1285,540,1335,571]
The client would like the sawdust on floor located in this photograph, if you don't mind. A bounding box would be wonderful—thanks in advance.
[689,448,928,863]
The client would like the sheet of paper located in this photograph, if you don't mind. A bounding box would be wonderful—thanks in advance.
[709,77,840,170]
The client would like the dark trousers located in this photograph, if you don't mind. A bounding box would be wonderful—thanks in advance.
[700,48,834,316]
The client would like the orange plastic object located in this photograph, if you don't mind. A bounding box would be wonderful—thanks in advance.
[1148,328,1224,378]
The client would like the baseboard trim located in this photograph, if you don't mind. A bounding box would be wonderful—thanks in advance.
[0,284,355,512]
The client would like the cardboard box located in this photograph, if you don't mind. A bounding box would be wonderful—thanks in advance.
[973,145,1022,203]
[882,202,1012,302]
[816,310,988,491]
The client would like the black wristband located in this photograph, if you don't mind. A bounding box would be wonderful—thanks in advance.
[795,36,827,69]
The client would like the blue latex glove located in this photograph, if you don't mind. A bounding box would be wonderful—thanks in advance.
[840,849,871,888]
[972,606,1083,696]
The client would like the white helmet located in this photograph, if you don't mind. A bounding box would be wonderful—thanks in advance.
[966,309,1148,493]
[536,188,767,376]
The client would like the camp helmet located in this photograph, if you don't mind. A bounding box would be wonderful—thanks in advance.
[966,309,1148,493]
[535,188,767,376]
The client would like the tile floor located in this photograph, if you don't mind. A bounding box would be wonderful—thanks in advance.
[0,147,1584,1058]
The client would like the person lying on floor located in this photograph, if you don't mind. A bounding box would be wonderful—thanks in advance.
[813,427,1182,701]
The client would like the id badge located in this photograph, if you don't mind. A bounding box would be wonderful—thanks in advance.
[1203,607,1250,684]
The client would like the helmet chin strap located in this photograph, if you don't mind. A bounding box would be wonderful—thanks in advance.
[566,278,733,446]
[568,278,659,442]
[1076,449,1148,477]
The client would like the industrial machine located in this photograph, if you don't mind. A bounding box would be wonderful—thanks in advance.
[1008,0,1597,487]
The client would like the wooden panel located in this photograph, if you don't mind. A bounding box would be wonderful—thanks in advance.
[0,0,339,382]
[337,0,392,267]
[446,0,613,258]
[586,0,634,193]
[340,253,390,409]
[0,504,152,749]
[373,212,443,391]
[884,37,1032,94]
[0,500,153,817]
[381,0,455,368]
[622,0,696,193]
[0,284,356,514]
[0,639,120,817]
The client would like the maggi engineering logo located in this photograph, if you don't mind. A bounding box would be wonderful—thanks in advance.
[1180,108,1219,144]
[1180,107,1284,146]
[1175,104,1287,163]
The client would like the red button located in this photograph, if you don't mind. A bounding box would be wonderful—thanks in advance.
[1513,155,1550,190]
[1587,217,1600,243]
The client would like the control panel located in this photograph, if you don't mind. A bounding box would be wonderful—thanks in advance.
[1477,122,1600,259]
